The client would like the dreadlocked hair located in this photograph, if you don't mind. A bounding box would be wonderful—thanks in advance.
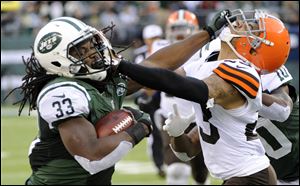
[4,48,58,116]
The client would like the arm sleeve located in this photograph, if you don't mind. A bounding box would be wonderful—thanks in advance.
[118,60,208,106]
[259,102,291,122]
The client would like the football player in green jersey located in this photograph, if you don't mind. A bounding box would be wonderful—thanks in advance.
[6,11,230,185]
[258,66,299,185]
[7,17,152,185]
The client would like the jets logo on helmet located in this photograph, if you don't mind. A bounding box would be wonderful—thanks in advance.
[33,17,117,81]
[38,32,62,53]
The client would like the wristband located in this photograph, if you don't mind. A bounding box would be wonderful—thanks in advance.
[125,123,147,145]
[138,119,152,137]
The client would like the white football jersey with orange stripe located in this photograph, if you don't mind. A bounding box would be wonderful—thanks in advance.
[184,59,270,180]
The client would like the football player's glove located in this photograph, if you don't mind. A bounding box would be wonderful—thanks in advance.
[163,103,195,137]
[204,9,234,40]
[123,106,153,145]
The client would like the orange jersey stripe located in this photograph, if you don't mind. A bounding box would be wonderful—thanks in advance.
[219,63,259,88]
[213,64,259,98]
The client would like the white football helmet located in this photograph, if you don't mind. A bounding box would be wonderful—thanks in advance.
[34,17,119,81]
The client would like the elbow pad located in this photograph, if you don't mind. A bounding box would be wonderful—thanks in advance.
[169,144,195,162]
[74,141,133,175]
[259,102,291,122]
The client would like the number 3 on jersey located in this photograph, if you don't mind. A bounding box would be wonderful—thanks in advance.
[52,98,75,118]
[199,110,220,144]
[199,109,258,144]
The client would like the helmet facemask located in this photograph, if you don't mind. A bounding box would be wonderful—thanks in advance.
[226,9,273,49]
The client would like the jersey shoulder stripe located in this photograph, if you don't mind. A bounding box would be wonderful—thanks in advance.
[37,81,91,104]
[213,63,260,99]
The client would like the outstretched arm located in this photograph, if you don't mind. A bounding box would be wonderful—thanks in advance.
[119,60,209,108]
[139,9,233,70]
[119,60,244,109]
[126,9,233,94]
[126,31,210,95]
[140,31,210,70]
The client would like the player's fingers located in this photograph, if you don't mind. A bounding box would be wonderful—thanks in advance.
[167,112,174,120]
[172,103,179,116]
[162,124,169,131]
[165,117,172,126]
[187,110,196,124]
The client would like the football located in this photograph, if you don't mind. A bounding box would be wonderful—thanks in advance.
[95,110,134,137]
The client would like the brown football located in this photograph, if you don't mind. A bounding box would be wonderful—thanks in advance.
[95,110,134,137]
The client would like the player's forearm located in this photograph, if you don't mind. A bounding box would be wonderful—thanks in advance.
[259,86,293,122]
[119,60,208,107]
[68,132,132,161]
[90,132,134,159]
[262,86,292,107]
[140,31,210,70]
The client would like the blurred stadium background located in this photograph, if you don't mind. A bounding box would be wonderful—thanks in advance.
[1,1,299,185]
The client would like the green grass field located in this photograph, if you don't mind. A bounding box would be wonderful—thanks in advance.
[1,105,222,185]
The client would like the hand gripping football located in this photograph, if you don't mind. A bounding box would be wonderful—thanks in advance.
[95,110,134,137]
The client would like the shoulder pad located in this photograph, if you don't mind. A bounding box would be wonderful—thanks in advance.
[213,60,260,99]
[37,81,91,129]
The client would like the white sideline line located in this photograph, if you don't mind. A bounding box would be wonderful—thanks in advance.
[115,161,157,174]
[1,107,37,117]
[1,151,9,159]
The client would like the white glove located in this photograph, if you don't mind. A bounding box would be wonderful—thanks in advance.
[163,103,195,137]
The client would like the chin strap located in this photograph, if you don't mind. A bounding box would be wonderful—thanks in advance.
[219,27,249,63]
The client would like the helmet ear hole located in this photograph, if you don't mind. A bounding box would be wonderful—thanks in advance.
[51,61,61,67]
[250,48,257,56]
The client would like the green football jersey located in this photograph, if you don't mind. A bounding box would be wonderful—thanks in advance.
[27,76,128,185]
[258,66,299,181]
[257,101,299,181]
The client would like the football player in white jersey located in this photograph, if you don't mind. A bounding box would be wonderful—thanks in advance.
[151,9,210,185]
[117,9,291,185]
[195,37,298,185]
